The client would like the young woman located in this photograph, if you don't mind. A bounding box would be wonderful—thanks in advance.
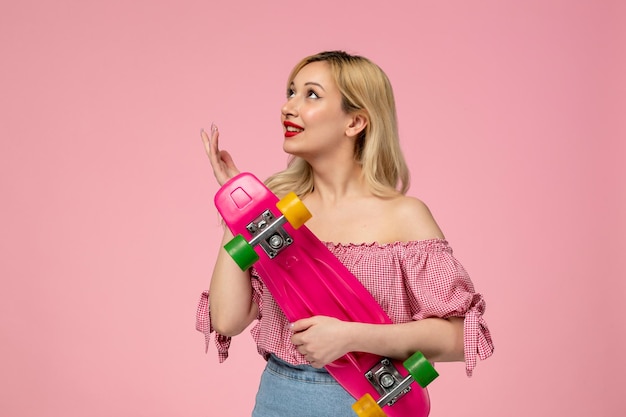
[196,51,493,417]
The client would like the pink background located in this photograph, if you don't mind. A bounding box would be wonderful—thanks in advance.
[1,1,624,416]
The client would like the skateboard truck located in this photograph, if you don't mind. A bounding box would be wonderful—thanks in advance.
[246,209,293,259]
[223,191,311,271]
[365,358,412,407]
[353,352,438,415]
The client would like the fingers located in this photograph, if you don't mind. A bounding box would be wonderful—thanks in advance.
[219,150,239,173]
[209,123,220,155]
[201,124,220,162]
[290,318,317,356]
[289,319,310,347]
[291,336,315,364]
[291,317,316,332]
[308,359,324,369]
[200,124,242,186]
[290,317,349,368]
[200,124,229,186]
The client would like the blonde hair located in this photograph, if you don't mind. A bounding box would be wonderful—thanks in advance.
[266,51,410,198]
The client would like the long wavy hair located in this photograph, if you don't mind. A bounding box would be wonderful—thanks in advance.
[265,51,410,198]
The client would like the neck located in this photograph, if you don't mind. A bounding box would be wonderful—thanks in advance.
[308,161,370,204]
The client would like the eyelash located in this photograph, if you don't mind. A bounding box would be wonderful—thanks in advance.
[287,88,319,99]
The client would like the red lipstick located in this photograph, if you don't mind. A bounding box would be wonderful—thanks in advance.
[284,121,303,138]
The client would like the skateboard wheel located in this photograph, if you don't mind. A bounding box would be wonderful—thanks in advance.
[403,351,439,388]
[352,393,387,417]
[276,192,312,229]
[224,234,259,270]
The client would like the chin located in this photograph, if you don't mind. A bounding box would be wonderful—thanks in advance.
[282,142,301,157]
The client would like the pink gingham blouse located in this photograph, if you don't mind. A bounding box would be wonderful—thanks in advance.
[196,239,494,376]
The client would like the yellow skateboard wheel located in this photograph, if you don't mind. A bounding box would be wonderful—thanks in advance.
[352,393,387,417]
[276,192,312,229]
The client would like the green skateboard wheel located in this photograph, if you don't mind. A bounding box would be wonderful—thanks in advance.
[403,351,439,388]
[224,234,259,270]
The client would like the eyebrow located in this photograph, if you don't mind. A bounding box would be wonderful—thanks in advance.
[290,81,326,91]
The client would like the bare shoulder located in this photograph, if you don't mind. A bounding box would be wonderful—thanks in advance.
[388,195,445,241]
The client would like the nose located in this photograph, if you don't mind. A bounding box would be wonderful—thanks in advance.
[281,97,298,118]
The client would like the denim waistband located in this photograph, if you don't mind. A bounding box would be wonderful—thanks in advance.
[266,355,339,384]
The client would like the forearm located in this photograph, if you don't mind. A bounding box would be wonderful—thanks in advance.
[208,229,258,337]
[346,317,465,363]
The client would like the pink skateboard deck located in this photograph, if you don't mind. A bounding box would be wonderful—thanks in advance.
[215,172,437,417]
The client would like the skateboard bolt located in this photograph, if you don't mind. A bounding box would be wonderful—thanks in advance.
[365,371,373,380]
[268,234,283,249]
[380,373,395,389]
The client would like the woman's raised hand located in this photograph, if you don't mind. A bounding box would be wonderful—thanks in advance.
[201,123,240,186]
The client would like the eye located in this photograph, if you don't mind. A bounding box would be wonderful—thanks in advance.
[286,88,295,98]
[307,89,319,99]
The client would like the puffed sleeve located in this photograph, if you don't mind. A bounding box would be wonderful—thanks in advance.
[195,277,264,362]
[195,290,231,361]
[400,240,494,376]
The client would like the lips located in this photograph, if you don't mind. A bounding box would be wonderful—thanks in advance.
[284,121,303,137]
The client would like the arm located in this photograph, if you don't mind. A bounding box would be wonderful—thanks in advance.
[346,317,464,363]
[201,124,257,337]
[290,316,464,368]
[208,228,259,337]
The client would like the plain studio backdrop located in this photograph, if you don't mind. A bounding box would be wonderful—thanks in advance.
[1,1,624,416]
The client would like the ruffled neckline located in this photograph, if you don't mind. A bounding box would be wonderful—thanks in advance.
[323,238,449,250]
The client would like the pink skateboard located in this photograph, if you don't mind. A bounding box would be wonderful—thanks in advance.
[215,172,438,417]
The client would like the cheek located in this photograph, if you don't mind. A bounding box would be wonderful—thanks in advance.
[304,107,346,132]
[301,107,324,125]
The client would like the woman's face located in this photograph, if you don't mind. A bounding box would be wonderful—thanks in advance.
[281,61,354,159]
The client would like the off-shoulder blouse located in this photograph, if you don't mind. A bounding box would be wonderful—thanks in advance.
[196,239,494,376]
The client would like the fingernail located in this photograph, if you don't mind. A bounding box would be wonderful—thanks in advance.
[211,122,217,132]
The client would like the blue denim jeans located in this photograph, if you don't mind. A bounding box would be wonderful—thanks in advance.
[251,355,356,417]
